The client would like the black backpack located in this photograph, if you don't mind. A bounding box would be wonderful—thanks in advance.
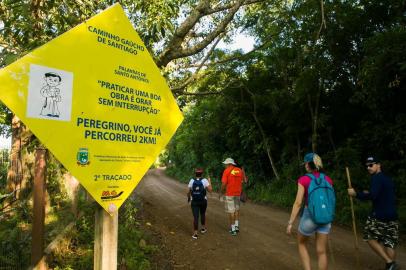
[191,178,206,201]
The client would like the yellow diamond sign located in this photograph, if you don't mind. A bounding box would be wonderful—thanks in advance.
[0,4,183,213]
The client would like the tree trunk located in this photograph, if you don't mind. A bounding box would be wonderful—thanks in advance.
[244,86,280,180]
[7,115,24,198]
[307,90,320,153]
[297,134,302,168]
[251,112,280,180]
[327,127,338,163]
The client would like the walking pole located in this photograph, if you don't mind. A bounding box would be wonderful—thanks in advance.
[345,167,361,270]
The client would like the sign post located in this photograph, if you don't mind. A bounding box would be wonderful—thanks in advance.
[30,148,47,270]
[94,205,118,269]
[0,4,183,269]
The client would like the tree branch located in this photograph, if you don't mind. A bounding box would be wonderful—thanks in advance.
[171,33,224,93]
[165,0,244,63]
[316,0,327,40]
[184,33,276,68]
[243,84,280,180]
[157,0,265,67]
[206,0,265,15]
[157,0,211,67]
[175,76,240,96]
[174,90,222,96]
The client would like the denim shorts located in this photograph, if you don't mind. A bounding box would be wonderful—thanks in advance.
[298,207,331,236]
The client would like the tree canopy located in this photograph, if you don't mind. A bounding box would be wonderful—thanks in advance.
[1,0,405,233]
[164,0,406,230]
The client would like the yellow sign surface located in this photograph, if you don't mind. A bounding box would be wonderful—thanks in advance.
[0,4,183,213]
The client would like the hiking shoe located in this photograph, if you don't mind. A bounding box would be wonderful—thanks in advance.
[229,230,237,236]
[386,261,399,270]
[192,234,198,240]
[235,226,239,233]
[200,228,207,234]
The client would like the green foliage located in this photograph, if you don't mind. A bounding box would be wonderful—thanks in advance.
[48,198,155,270]
[48,200,94,269]
[0,210,31,269]
[118,199,155,270]
[0,102,12,137]
[0,149,8,187]
[167,0,406,236]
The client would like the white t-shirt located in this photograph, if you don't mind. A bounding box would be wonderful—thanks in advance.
[188,178,210,200]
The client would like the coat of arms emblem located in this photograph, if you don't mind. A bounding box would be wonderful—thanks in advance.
[77,148,90,166]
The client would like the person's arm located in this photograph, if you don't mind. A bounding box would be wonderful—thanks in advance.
[56,89,62,102]
[242,167,248,184]
[40,86,48,97]
[353,176,381,201]
[220,170,227,196]
[220,182,226,194]
[286,184,305,235]
[206,177,213,192]
[187,180,192,202]
[187,188,191,202]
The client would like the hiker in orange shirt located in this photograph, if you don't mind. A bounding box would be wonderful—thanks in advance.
[220,157,247,236]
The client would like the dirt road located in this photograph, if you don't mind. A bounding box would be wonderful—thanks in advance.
[134,169,405,270]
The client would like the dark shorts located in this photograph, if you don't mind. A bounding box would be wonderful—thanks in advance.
[363,216,399,249]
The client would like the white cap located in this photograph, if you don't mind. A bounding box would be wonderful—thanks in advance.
[222,157,236,165]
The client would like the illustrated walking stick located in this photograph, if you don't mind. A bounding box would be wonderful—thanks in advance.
[345,167,361,269]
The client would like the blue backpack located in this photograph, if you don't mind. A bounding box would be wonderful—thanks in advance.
[191,178,206,201]
[306,173,336,224]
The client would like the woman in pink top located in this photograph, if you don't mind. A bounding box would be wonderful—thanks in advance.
[286,153,333,270]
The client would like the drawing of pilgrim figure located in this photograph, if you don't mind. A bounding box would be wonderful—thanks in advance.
[40,72,62,117]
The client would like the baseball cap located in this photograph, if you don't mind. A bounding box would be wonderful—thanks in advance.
[366,156,380,164]
[303,153,315,163]
[222,158,236,165]
[195,168,204,174]
[303,152,323,169]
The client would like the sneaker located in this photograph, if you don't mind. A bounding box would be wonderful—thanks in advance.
[192,234,198,240]
[235,226,239,233]
[229,230,237,236]
[386,262,399,270]
[200,228,207,234]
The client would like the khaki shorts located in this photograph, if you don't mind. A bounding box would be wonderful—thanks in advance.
[224,196,240,213]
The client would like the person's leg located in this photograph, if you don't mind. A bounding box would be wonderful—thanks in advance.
[235,210,239,225]
[297,207,318,270]
[367,240,392,263]
[315,233,329,270]
[191,203,199,237]
[297,233,311,270]
[229,212,235,229]
[364,217,398,264]
[385,247,396,261]
[234,196,240,230]
[225,196,236,232]
[383,220,399,262]
[200,201,207,229]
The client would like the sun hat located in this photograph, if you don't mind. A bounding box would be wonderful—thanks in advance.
[222,157,236,165]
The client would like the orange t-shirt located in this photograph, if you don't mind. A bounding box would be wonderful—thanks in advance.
[221,166,244,196]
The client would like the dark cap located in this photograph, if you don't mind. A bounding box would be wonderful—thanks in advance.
[366,156,380,164]
[195,168,204,174]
